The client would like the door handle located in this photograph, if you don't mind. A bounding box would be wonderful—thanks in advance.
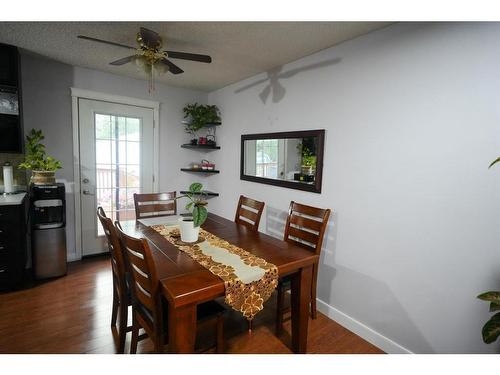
[82,190,95,196]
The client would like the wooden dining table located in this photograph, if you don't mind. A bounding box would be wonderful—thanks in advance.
[123,212,318,354]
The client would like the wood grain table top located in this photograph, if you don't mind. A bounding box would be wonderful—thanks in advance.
[124,213,318,308]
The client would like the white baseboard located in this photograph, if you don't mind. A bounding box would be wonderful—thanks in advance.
[67,253,80,262]
[316,298,413,354]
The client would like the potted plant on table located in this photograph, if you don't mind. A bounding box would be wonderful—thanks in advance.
[176,182,208,243]
[182,103,221,145]
[18,129,62,185]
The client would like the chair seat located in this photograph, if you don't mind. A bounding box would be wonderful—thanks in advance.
[279,275,292,286]
[135,300,225,328]
[197,300,226,321]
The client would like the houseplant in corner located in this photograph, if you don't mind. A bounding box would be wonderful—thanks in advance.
[18,129,62,185]
[176,182,208,243]
[478,157,500,344]
[182,103,221,145]
[477,291,500,344]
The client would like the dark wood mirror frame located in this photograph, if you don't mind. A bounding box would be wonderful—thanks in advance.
[240,129,325,193]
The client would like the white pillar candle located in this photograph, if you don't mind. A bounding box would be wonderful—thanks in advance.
[3,165,14,194]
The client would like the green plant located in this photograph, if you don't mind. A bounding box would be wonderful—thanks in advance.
[176,182,208,227]
[297,143,316,167]
[477,291,500,344]
[18,129,62,172]
[489,157,500,168]
[182,103,221,138]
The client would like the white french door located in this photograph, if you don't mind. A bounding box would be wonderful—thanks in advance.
[78,99,155,256]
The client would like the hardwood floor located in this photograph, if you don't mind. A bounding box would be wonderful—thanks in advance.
[0,256,383,354]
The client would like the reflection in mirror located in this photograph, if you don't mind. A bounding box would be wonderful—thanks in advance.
[241,130,324,193]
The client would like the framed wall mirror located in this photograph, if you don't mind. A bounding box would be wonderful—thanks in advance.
[241,129,325,193]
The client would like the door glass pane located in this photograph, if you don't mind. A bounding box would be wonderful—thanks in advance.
[96,140,112,164]
[95,113,142,235]
[127,118,141,141]
[126,142,140,165]
[95,114,111,139]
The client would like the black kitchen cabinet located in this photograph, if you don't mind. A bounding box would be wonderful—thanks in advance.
[0,43,23,153]
[0,44,18,87]
[0,195,29,290]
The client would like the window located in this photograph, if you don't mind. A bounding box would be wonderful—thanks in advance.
[95,113,141,235]
[255,139,279,178]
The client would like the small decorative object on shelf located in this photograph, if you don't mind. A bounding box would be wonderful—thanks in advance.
[201,159,215,171]
[206,134,216,147]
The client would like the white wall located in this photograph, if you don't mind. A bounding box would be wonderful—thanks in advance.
[208,22,500,353]
[21,53,207,261]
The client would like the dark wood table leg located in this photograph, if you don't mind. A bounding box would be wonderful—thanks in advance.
[291,264,313,353]
[168,302,197,353]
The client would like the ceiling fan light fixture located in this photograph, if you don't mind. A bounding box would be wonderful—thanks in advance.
[133,54,148,70]
[79,27,211,95]
[154,62,169,76]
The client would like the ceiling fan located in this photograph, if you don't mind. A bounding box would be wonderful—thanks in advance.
[77,27,212,93]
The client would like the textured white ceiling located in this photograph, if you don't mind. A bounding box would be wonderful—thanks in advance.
[0,22,392,92]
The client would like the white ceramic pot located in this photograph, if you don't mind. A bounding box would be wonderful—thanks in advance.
[179,217,200,243]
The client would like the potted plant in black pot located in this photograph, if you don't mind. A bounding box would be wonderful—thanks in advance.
[182,103,221,145]
[18,129,62,185]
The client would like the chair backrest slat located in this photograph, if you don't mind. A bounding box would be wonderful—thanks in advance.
[234,195,265,231]
[134,191,177,219]
[290,214,323,232]
[284,201,331,255]
[115,222,160,321]
[287,226,320,248]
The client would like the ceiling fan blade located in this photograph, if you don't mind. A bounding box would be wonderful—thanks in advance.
[165,51,212,63]
[139,27,161,49]
[77,35,136,50]
[160,58,184,75]
[109,55,136,66]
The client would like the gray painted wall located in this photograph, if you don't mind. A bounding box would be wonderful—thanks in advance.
[207,22,500,353]
[21,53,207,261]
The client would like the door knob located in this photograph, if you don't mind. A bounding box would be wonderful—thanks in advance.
[82,190,94,196]
[82,178,89,184]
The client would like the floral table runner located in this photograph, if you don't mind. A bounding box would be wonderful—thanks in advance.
[151,224,278,320]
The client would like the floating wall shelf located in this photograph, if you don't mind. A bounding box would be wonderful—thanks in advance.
[179,190,219,197]
[181,120,222,127]
[181,144,220,150]
[180,168,220,174]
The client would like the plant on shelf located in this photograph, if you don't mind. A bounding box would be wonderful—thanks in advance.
[477,291,500,344]
[18,129,62,185]
[182,103,221,144]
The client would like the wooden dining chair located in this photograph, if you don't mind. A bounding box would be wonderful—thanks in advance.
[234,195,265,231]
[115,222,226,354]
[133,192,177,219]
[276,201,331,335]
[96,207,131,354]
